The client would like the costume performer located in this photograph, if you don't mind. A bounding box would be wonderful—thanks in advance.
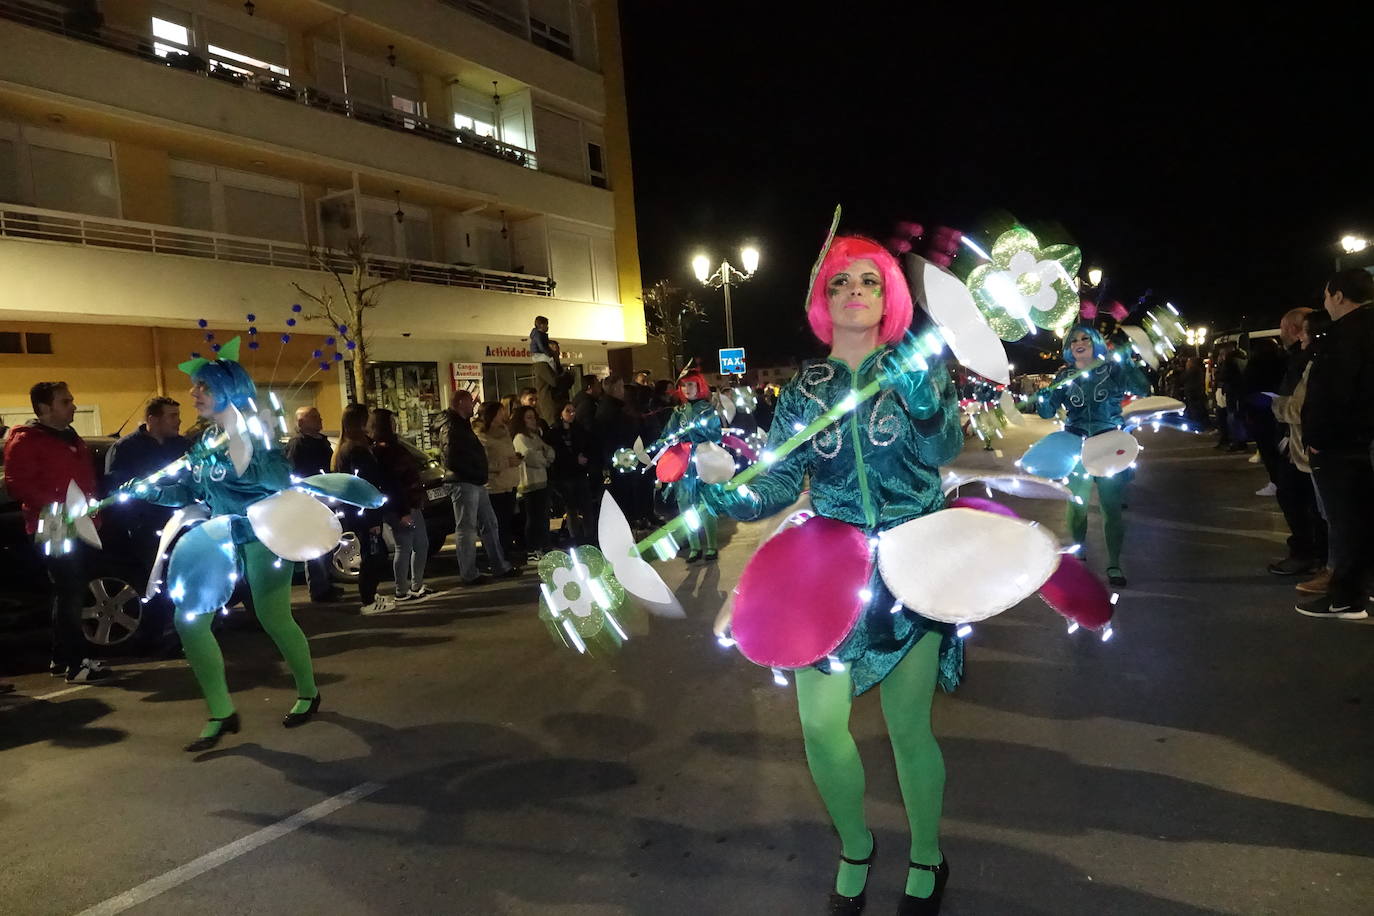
[706,236,963,915]
[650,368,723,563]
[1036,325,1150,587]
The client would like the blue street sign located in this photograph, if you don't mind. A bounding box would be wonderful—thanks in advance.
[718,347,746,375]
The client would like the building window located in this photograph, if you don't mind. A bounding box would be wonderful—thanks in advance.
[25,332,53,354]
[0,332,54,354]
[207,44,289,78]
[151,16,191,57]
[0,331,20,353]
[454,114,496,138]
[530,17,575,60]
[587,141,606,188]
[168,160,305,243]
[0,123,120,218]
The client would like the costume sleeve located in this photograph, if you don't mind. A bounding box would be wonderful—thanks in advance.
[720,383,810,521]
[1036,373,1069,418]
[910,367,964,467]
[1116,358,1151,398]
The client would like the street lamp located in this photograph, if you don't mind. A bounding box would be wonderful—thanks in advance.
[1340,235,1369,254]
[692,246,760,349]
[1087,267,1103,287]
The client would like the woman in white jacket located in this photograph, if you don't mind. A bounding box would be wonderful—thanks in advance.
[476,401,523,564]
[512,405,556,558]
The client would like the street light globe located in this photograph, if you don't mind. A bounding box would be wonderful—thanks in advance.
[741,246,760,275]
[692,254,711,283]
[1087,268,1103,287]
[1340,235,1369,254]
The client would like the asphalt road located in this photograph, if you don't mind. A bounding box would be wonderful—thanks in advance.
[1,420,1371,915]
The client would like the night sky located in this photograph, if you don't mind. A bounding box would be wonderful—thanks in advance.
[620,3,1370,369]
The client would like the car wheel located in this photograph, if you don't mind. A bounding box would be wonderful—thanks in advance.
[332,531,361,582]
[80,574,147,653]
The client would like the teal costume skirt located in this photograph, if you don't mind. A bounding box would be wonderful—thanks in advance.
[821,564,965,696]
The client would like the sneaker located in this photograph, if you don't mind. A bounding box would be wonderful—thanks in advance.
[360,595,397,616]
[407,586,435,600]
[1248,452,1262,465]
[1295,596,1368,620]
[1255,482,1277,496]
[66,659,111,683]
[49,661,69,678]
[1268,556,1316,576]
[1296,568,1332,594]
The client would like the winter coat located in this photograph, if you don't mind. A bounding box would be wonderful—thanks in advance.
[534,360,573,427]
[477,423,521,494]
[374,438,425,513]
[3,420,98,535]
[544,420,592,481]
[1302,305,1374,455]
[439,410,488,486]
[513,431,555,492]
[285,432,334,477]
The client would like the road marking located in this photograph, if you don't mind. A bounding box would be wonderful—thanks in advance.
[73,781,384,916]
[34,684,90,701]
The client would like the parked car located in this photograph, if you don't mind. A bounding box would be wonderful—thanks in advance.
[328,435,455,582]
[0,435,253,658]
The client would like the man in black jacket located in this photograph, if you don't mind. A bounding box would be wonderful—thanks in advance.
[442,390,516,584]
[284,406,342,602]
[1297,269,1374,620]
[1266,308,1326,577]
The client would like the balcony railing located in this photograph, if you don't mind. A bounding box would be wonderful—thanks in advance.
[0,0,541,172]
[0,203,555,297]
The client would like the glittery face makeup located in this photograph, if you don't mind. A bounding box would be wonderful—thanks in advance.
[1069,332,1094,363]
[827,258,885,333]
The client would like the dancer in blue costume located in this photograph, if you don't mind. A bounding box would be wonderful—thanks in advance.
[1036,325,1151,586]
[651,367,723,562]
[707,236,962,915]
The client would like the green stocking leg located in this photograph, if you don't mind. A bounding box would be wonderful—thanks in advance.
[795,665,872,897]
[1067,471,1092,548]
[243,542,318,713]
[1097,473,1127,570]
[704,513,718,551]
[175,611,234,726]
[880,632,946,898]
[677,490,701,551]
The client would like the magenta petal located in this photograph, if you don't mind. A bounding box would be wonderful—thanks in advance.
[1038,556,1114,630]
[946,496,1019,518]
[733,517,872,669]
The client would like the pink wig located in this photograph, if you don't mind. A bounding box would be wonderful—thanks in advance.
[806,236,913,346]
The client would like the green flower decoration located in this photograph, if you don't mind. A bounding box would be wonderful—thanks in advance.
[966,228,1083,341]
[537,547,630,653]
[611,447,639,472]
[734,386,759,414]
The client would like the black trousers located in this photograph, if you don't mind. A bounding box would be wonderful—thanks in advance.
[522,487,551,553]
[349,515,389,605]
[1311,449,1374,607]
[41,546,90,669]
[489,490,518,557]
[1253,414,1327,563]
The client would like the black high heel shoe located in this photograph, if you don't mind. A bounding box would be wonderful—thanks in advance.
[282,693,321,728]
[826,833,876,915]
[897,855,949,915]
[184,712,240,752]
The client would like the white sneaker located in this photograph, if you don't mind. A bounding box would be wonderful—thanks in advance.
[1256,482,1277,496]
[1248,452,1261,464]
[407,586,435,600]
[360,595,397,615]
[66,659,112,683]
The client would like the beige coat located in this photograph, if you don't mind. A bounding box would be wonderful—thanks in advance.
[477,423,521,493]
[1271,361,1312,473]
[513,431,555,492]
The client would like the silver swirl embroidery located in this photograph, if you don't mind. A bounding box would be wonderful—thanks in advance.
[868,389,901,446]
[800,363,841,459]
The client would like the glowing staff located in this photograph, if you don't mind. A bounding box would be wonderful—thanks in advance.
[633,330,947,558]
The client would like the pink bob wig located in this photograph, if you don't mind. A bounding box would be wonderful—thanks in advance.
[806,235,914,346]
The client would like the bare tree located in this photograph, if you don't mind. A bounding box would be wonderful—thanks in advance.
[643,280,705,377]
[292,236,398,403]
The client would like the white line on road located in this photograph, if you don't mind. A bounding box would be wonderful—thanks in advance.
[73,781,385,916]
[33,684,91,701]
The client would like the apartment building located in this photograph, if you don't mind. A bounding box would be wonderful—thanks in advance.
[0,0,643,445]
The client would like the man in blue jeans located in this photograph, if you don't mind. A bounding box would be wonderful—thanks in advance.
[1298,269,1374,620]
[442,390,519,585]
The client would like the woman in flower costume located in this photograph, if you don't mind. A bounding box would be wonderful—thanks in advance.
[706,236,964,915]
[1036,325,1150,587]
[651,368,724,562]
[135,342,381,751]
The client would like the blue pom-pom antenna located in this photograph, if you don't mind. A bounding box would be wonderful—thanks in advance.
[248,341,260,350]
[286,318,296,327]
[292,304,302,313]
[211,343,222,352]
[246,313,256,321]
[280,334,291,343]
[197,318,208,328]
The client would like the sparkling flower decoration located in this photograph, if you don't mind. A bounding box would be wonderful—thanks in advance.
[734,386,759,413]
[966,228,1083,341]
[611,447,639,472]
[537,547,630,653]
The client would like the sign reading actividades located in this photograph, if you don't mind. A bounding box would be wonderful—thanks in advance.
[718,347,746,375]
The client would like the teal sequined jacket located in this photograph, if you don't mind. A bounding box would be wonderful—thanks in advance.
[735,348,963,531]
[1036,359,1151,437]
[146,428,292,542]
[653,399,723,498]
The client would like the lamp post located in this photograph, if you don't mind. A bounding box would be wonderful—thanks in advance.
[1087,267,1103,287]
[1338,234,1370,270]
[692,246,760,350]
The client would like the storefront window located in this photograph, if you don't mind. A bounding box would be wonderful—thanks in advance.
[361,362,443,452]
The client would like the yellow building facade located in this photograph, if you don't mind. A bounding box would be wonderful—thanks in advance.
[0,0,643,442]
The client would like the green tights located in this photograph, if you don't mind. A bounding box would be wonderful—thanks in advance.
[1067,471,1127,569]
[677,488,718,551]
[174,540,318,731]
[795,631,944,899]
